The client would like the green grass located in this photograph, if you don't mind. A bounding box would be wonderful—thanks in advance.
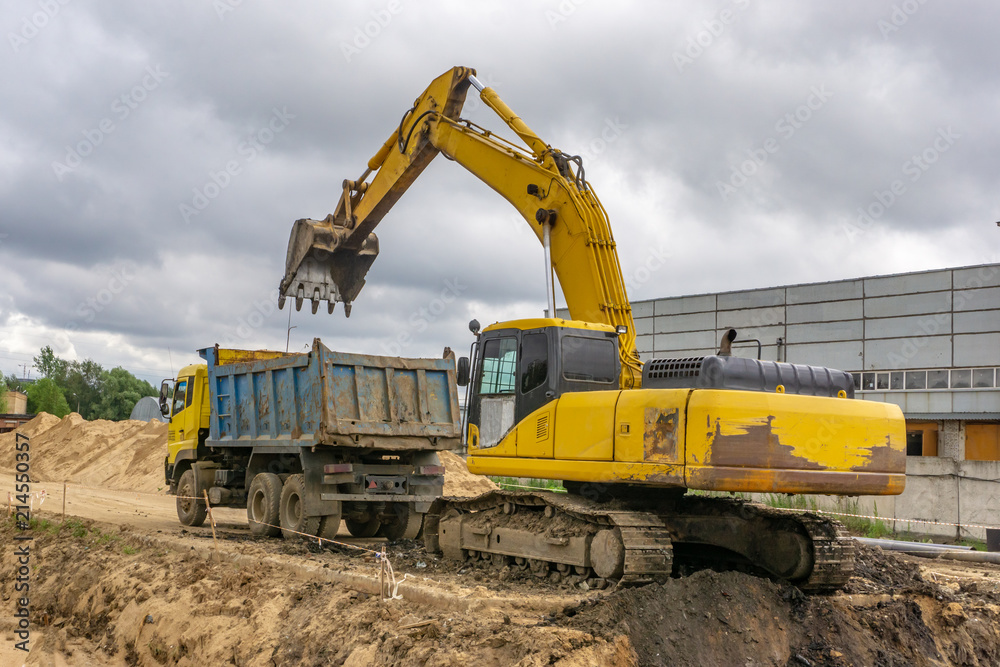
[757,494,893,539]
[489,476,566,492]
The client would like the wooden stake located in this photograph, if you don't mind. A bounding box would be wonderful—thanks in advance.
[62,482,67,522]
[203,490,220,564]
[380,546,387,601]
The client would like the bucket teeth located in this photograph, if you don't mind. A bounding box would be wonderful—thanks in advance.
[279,217,380,316]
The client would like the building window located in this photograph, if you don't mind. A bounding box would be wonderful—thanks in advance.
[855,367,1000,392]
[927,370,948,389]
[951,369,971,389]
[890,372,904,390]
[973,368,995,388]
[905,371,926,390]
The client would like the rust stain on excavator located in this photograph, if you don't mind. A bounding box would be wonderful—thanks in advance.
[851,436,905,473]
[707,416,823,470]
[644,407,678,462]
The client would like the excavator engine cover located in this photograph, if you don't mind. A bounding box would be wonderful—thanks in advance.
[279,216,379,315]
[643,355,855,398]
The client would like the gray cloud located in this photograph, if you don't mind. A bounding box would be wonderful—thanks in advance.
[2,0,998,384]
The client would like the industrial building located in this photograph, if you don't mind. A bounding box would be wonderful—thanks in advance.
[629,262,1000,539]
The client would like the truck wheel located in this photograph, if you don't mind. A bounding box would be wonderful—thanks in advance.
[317,506,342,542]
[279,474,320,540]
[345,513,381,538]
[378,503,422,541]
[247,473,282,537]
[176,469,207,527]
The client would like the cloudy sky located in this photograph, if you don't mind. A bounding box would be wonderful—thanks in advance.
[1,1,997,385]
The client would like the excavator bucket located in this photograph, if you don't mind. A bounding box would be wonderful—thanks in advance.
[278,216,379,316]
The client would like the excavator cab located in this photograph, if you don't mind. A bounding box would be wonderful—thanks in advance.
[462,318,620,450]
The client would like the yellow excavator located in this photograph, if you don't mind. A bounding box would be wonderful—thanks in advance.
[278,67,905,591]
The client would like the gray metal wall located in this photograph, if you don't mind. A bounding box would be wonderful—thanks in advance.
[629,264,1000,419]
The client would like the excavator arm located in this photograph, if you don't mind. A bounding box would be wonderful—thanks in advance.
[279,66,643,388]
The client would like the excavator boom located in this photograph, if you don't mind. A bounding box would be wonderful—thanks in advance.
[279,66,643,388]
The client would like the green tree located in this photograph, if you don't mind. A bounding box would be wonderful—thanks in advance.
[4,373,29,393]
[63,359,106,418]
[93,367,157,421]
[26,378,71,418]
[33,345,67,383]
[0,377,7,413]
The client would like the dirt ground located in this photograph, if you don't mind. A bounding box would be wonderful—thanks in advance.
[3,414,1000,665]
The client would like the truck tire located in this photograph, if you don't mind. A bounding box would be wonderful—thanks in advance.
[317,501,342,542]
[176,468,207,527]
[345,513,381,538]
[279,474,320,540]
[247,473,282,537]
[378,503,422,541]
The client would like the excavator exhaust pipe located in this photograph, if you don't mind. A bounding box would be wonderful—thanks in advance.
[278,216,379,317]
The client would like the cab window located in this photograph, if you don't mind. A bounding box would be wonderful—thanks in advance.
[479,337,517,394]
[172,379,189,416]
[520,332,548,393]
[562,336,617,383]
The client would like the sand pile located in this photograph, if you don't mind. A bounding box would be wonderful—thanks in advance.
[0,412,167,493]
[439,449,497,497]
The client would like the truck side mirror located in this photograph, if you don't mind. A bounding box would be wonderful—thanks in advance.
[457,357,470,387]
[159,380,172,417]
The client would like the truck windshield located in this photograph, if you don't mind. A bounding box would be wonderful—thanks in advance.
[479,337,517,395]
[172,379,188,416]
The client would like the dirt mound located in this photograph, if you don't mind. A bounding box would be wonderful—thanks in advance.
[0,518,627,666]
[0,412,167,493]
[564,551,1000,667]
[440,449,497,497]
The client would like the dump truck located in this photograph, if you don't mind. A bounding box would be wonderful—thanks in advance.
[161,339,459,540]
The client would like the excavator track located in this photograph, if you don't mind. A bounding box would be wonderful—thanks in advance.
[424,490,854,593]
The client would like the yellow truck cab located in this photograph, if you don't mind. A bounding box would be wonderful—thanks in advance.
[161,363,210,492]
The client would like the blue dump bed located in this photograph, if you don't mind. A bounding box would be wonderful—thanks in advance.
[199,338,461,451]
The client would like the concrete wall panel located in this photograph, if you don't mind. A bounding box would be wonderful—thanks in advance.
[952,286,1000,312]
[864,336,951,369]
[865,292,952,318]
[954,310,1000,334]
[865,270,951,297]
[654,330,718,353]
[654,294,716,316]
[786,300,863,324]
[787,320,863,343]
[954,266,1000,290]
[717,287,785,310]
[631,300,654,318]
[787,280,863,304]
[953,391,1000,413]
[633,317,654,336]
[653,311,716,333]
[784,341,863,370]
[865,314,952,339]
[716,307,785,329]
[954,333,1000,367]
